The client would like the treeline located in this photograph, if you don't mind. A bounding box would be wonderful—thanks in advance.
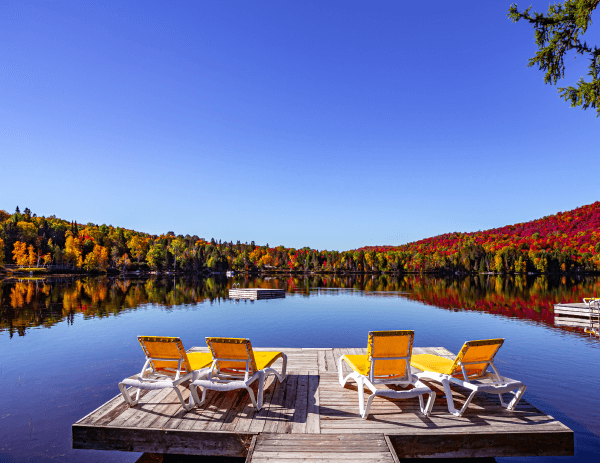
[1,201,600,274]
[359,201,600,274]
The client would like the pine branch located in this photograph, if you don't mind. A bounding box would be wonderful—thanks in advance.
[508,0,600,115]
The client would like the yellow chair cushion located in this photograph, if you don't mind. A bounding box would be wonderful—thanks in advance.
[343,354,370,376]
[187,352,214,371]
[255,351,284,370]
[410,354,455,375]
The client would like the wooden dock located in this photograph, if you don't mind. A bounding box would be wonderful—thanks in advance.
[228,288,286,300]
[73,347,573,461]
[554,302,600,332]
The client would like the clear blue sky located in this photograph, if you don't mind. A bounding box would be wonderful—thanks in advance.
[1,1,598,251]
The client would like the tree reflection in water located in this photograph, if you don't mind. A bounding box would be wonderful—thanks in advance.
[1,274,598,338]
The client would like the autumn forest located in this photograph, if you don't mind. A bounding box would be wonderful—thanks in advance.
[1,201,599,275]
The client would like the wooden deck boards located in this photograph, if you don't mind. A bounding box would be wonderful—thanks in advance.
[73,347,573,459]
[250,434,396,463]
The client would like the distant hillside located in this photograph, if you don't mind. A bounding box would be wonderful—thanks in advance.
[359,202,600,273]
[1,202,599,274]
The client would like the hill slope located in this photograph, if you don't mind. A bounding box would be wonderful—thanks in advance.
[359,201,600,273]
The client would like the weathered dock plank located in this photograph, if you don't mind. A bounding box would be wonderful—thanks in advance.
[72,425,253,456]
[386,428,574,458]
[73,347,573,459]
[250,434,395,463]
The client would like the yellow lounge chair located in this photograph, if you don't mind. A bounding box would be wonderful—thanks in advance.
[410,338,527,417]
[338,330,436,419]
[190,337,287,411]
[118,336,213,410]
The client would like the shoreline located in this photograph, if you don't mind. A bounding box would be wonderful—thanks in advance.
[1,266,598,282]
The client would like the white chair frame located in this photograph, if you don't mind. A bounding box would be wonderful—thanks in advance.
[190,354,287,411]
[338,354,436,419]
[413,357,526,417]
[119,356,209,411]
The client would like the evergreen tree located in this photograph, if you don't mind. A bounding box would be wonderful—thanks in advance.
[509,1,600,114]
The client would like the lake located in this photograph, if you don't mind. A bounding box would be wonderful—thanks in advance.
[1,274,599,462]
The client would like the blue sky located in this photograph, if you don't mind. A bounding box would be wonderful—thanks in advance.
[1,1,598,251]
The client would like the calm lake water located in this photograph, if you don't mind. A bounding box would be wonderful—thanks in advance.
[1,274,599,463]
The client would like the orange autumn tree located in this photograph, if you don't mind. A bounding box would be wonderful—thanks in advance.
[127,235,147,264]
[64,233,83,268]
[43,253,52,266]
[0,237,4,267]
[12,241,28,267]
[83,245,109,271]
[27,245,37,267]
[98,246,109,271]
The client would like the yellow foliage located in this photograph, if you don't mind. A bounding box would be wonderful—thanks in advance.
[27,245,37,267]
[84,245,110,271]
[10,282,26,307]
[258,254,274,267]
[12,241,28,266]
[99,246,109,270]
[128,235,147,262]
[494,252,504,273]
[514,256,525,273]
[65,236,83,267]
[17,221,37,241]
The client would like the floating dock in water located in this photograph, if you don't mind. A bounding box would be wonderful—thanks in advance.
[554,302,600,333]
[228,288,285,300]
[73,346,573,461]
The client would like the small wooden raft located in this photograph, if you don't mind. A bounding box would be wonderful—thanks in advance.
[554,302,600,330]
[73,347,573,461]
[228,288,285,300]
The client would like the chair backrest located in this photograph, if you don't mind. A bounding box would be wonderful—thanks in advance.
[450,338,504,378]
[366,330,414,382]
[138,336,191,375]
[205,337,257,376]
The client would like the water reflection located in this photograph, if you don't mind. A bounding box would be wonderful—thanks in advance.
[1,274,599,338]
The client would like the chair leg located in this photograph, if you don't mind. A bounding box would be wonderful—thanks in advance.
[441,378,462,416]
[338,356,346,386]
[457,390,477,416]
[357,377,367,418]
[423,391,436,416]
[280,354,287,381]
[256,370,265,410]
[245,385,259,410]
[189,384,206,408]
[507,384,527,410]
[118,383,138,407]
[264,366,286,385]
[362,390,377,420]
[173,386,194,411]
